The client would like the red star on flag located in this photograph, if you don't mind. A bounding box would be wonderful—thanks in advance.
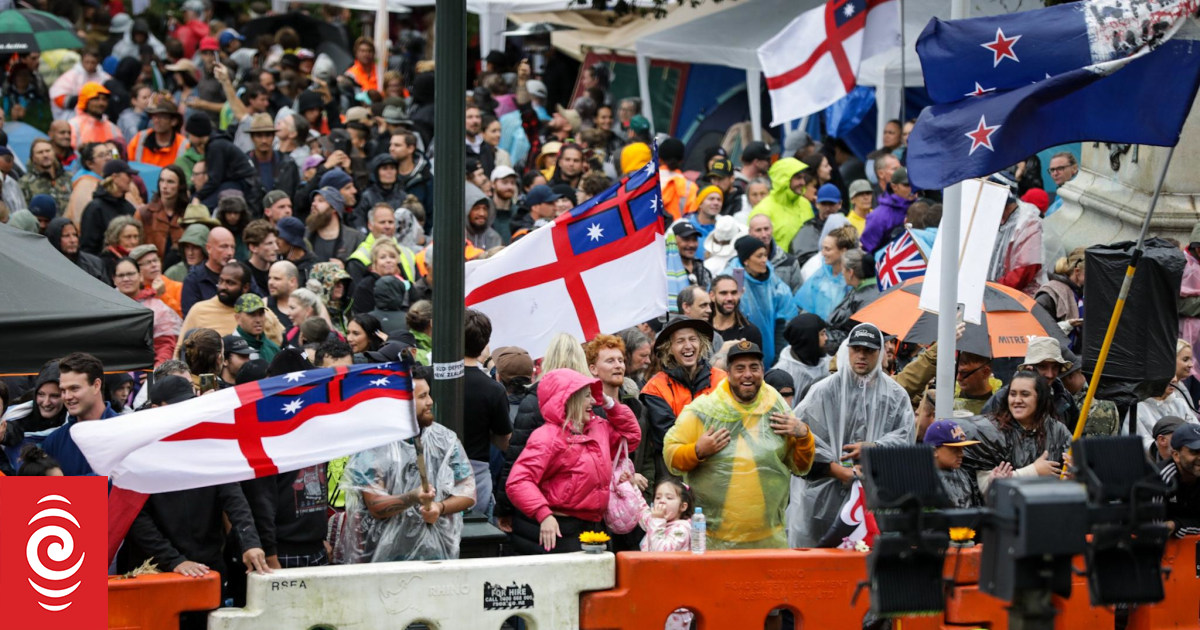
[965,82,996,98]
[965,115,1000,155]
[981,27,1021,67]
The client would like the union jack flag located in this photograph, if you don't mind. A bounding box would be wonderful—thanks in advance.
[876,230,926,291]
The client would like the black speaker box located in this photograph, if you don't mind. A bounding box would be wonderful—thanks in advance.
[1083,238,1184,401]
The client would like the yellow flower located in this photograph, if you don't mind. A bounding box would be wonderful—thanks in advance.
[579,531,611,544]
[949,527,976,542]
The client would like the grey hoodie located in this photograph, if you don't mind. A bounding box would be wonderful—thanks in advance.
[464,182,502,250]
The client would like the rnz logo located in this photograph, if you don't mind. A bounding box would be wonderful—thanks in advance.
[0,476,107,624]
[26,494,86,611]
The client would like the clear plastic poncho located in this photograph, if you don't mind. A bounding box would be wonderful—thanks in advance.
[335,423,476,563]
[789,336,914,547]
[662,380,810,550]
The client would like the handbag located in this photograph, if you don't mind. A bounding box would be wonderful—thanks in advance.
[604,438,641,534]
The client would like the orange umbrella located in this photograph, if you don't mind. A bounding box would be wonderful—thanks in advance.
[851,278,1067,358]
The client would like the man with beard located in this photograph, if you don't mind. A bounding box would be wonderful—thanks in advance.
[549,144,586,190]
[391,131,433,217]
[464,105,495,177]
[792,324,914,547]
[641,318,726,483]
[127,98,190,168]
[181,227,237,316]
[306,186,364,264]
[464,183,501,250]
[19,138,72,211]
[338,365,475,562]
[489,166,519,243]
[246,113,299,199]
[179,261,285,346]
[68,82,124,147]
[664,341,814,549]
[232,294,281,362]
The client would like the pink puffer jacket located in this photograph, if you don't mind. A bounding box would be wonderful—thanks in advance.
[506,369,641,523]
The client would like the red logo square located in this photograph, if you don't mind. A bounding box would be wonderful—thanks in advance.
[0,476,108,627]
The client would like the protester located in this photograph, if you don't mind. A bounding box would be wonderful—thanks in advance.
[114,257,181,363]
[793,225,855,321]
[507,367,641,554]
[772,313,831,400]
[41,353,118,476]
[749,158,813,253]
[925,420,985,508]
[338,365,475,562]
[731,236,797,363]
[792,324,914,547]
[825,248,880,349]
[967,371,1071,496]
[664,341,814,549]
[1035,247,1085,351]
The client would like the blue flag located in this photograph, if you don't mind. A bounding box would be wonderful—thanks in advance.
[907,0,1200,190]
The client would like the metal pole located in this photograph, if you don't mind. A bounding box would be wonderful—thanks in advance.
[375,0,387,91]
[432,0,466,439]
[1073,145,1176,440]
[935,183,961,420]
[934,0,971,420]
[899,0,906,124]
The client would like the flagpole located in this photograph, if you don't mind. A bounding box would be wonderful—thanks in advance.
[1072,145,1177,441]
[934,0,969,421]
[899,0,906,124]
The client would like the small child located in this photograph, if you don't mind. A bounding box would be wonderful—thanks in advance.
[633,477,695,630]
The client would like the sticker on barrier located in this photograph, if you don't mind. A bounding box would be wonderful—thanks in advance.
[207,551,613,629]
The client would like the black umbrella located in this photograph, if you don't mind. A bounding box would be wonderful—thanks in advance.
[0,9,83,53]
[240,12,350,53]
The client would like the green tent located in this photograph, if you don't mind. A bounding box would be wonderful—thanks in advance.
[0,223,153,375]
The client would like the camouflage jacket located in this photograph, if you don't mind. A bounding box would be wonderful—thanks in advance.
[18,166,72,215]
[1075,391,1121,437]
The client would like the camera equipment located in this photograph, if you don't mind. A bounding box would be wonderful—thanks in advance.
[861,436,1170,630]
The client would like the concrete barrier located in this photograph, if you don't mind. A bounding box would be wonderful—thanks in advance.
[207,552,615,629]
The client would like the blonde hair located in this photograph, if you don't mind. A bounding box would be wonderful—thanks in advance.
[1178,338,1192,355]
[826,225,859,251]
[1054,246,1086,276]
[541,333,589,377]
[369,237,402,265]
[564,386,592,433]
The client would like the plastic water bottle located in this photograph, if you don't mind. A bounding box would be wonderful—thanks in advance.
[691,507,706,554]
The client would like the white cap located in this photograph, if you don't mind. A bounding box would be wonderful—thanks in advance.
[526,80,548,100]
[490,165,517,181]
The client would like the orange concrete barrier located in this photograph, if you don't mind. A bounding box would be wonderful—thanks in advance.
[109,572,221,630]
[580,549,872,629]
[1126,537,1200,630]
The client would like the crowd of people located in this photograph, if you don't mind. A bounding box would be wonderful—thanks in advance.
[1,1,1199,625]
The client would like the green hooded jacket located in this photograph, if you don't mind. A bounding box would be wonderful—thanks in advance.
[749,158,814,253]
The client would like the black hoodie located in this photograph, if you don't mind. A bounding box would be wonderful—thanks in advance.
[196,130,261,213]
[367,275,410,336]
[354,153,407,228]
[409,73,436,147]
[46,217,107,282]
[79,186,136,255]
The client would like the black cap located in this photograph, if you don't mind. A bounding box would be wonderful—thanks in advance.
[1170,423,1200,451]
[148,375,195,406]
[707,158,734,179]
[742,141,772,163]
[671,222,701,240]
[102,159,138,177]
[726,340,764,363]
[1153,416,1186,438]
[223,334,252,356]
[847,323,883,350]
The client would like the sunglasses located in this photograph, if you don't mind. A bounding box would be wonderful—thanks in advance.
[956,364,987,380]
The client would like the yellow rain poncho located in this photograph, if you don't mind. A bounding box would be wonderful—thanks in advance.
[663,379,815,550]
